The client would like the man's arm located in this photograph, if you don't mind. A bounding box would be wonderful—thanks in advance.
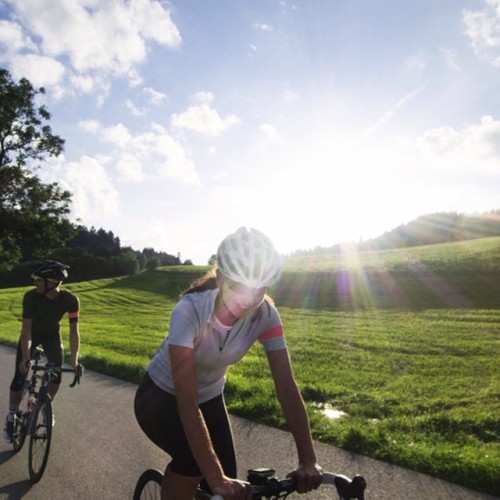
[19,319,32,374]
[69,321,80,368]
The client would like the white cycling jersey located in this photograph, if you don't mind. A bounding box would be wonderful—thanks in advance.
[147,288,286,403]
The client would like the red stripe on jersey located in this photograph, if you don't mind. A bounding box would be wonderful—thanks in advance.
[69,311,79,319]
[258,325,283,342]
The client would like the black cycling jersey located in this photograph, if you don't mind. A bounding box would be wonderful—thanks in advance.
[22,288,79,338]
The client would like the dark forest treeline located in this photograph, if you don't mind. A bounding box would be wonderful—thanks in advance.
[0,225,190,288]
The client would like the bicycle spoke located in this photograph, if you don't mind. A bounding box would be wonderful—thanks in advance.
[141,481,162,499]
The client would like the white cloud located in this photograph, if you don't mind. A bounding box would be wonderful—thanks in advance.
[143,86,167,104]
[440,47,462,72]
[79,120,199,184]
[417,115,500,173]
[42,155,120,222]
[9,54,65,88]
[145,124,200,183]
[70,74,96,93]
[79,120,100,134]
[171,98,241,136]
[193,91,214,104]
[259,123,280,142]
[283,90,299,103]
[0,19,36,53]
[406,51,427,72]
[125,99,146,117]
[101,123,133,148]
[463,0,500,66]
[4,0,182,88]
[115,153,144,182]
[254,23,273,31]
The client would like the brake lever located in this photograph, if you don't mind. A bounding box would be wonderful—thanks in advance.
[69,364,84,387]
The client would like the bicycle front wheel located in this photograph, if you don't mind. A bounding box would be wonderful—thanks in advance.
[28,395,53,483]
[12,385,31,453]
[133,469,163,500]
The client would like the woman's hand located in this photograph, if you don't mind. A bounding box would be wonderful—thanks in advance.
[287,462,323,493]
[211,475,252,500]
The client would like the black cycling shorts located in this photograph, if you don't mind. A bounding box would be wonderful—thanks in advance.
[134,373,237,481]
[10,335,64,392]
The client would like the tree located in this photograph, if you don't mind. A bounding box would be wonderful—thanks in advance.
[67,226,122,257]
[0,68,75,267]
[146,257,160,270]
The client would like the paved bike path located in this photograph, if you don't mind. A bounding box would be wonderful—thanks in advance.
[0,344,496,499]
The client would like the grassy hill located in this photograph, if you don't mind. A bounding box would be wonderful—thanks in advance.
[276,236,500,309]
[359,211,500,250]
[0,240,499,496]
[284,235,500,272]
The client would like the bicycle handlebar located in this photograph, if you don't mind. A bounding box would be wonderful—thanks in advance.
[32,363,83,387]
[210,471,366,499]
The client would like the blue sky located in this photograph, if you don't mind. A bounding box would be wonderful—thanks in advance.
[1,0,500,264]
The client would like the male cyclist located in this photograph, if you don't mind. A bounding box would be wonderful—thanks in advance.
[3,260,81,443]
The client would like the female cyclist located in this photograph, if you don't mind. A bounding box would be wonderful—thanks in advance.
[134,227,323,500]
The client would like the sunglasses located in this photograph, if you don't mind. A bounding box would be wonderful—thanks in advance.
[32,275,59,284]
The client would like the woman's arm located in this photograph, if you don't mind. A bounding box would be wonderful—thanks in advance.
[169,344,251,499]
[266,348,323,492]
[169,344,224,484]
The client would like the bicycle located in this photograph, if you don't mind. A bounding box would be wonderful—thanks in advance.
[10,347,82,483]
[133,465,366,499]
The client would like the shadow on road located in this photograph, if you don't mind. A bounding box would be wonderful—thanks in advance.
[0,480,32,499]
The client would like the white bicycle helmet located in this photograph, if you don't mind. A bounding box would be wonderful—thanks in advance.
[216,227,282,288]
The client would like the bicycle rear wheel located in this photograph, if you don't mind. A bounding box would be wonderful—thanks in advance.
[28,395,53,483]
[12,385,31,452]
[133,469,163,500]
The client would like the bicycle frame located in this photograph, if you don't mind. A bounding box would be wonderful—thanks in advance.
[11,348,81,483]
[12,349,47,452]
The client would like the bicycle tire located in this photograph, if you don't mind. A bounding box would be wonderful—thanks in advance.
[28,395,53,483]
[12,384,31,453]
[133,468,163,500]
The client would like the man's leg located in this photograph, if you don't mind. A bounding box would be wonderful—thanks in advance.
[4,343,26,442]
[43,337,64,400]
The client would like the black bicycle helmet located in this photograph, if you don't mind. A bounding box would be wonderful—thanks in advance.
[31,260,70,282]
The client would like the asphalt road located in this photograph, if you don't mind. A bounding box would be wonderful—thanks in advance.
[0,344,497,500]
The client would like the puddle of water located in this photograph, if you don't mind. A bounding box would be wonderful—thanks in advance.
[312,403,348,420]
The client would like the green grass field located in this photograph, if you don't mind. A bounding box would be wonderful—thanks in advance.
[0,240,499,496]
